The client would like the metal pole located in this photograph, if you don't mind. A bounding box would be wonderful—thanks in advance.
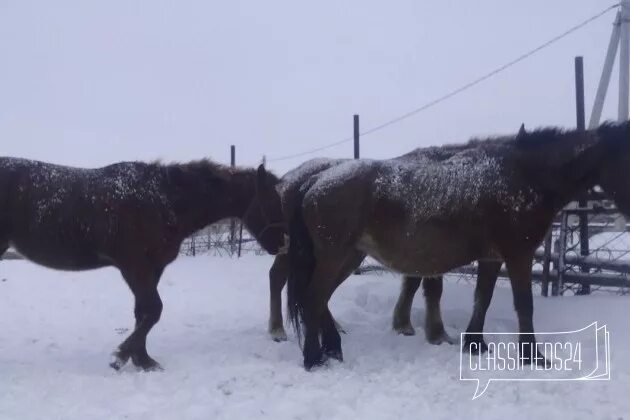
[575,57,591,295]
[353,114,360,159]
[353,114,362,275]
[575,57,586,132]
[619,2,630,121]
[589,12,621,128]
[541,230,552,297]
[556,212,569,296]
[229,145,237,255]
[237,221,244,257]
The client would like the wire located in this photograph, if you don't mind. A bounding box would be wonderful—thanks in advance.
[268,3,620,163]
[268,136,353,162]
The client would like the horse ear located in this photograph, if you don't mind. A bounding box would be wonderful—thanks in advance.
[516,123,527,142]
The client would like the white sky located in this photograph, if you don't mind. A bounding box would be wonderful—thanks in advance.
[0,1,624,175]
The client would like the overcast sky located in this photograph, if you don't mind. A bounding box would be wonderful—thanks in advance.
[0,1,624,174]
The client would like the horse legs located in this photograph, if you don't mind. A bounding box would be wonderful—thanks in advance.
[319,251,365,362]
[301,253,350,370]
[320,307,342,361]
[268,253,288,342]
[392,276,421,335]
[422,277,454,345]
[504,254,546,366]
[111,264,164,371]
[463,260,502,354]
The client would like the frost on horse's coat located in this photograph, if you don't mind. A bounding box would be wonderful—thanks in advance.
[10,158,174,227]
[0,156,285,371]
[295,145,535,227]
[284,122,630,370]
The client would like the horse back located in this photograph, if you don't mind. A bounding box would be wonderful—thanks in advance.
[0,157,177,270]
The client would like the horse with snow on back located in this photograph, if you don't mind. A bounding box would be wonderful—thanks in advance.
[283,121,630,370]
[0,158,284,371]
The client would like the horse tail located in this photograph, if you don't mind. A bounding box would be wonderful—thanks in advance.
[286,188,315,344]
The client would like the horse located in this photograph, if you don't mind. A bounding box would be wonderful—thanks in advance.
[282,121,630,370]
[267,158,453,346]
[0,157,284,371]
[268,159,349,342]
[268,136,521,344]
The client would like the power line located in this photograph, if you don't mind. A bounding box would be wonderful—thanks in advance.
[268,3,619,163]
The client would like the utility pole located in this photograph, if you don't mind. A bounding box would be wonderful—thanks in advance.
[575,56,591,295]
[589,2,630,127]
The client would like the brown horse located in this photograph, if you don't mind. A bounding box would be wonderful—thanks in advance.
[268,158,452,345]
[283,121,630,370]
[268,139,515,344]
[0,157,284,371]
[268,158,348,341]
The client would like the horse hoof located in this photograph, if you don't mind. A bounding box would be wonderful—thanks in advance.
[427,331,455,345]
[303,356,326,371]
[109,360,124,371]
[141,362,164,372]
[110,351,130,371]
[394,324,416,336]
[324,349,343,362]
[131,355,163,372]
[269,328,288,342]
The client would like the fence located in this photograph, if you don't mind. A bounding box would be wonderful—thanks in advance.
[551,201,630,295]
[179,219,263,257]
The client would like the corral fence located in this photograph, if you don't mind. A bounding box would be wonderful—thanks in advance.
[1,219,261,261]
[179,219,263,257]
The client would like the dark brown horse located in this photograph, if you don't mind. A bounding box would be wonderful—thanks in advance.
[283,121,630,370]
[269,140,513,344]
[0,157,284,371]
[268,158,452,345]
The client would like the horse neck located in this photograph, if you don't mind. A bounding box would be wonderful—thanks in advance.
[175,168,256,238]
[216,170,257,219]
[516,132,603,208]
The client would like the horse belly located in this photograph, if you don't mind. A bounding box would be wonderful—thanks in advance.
[358,225,485,276]
[9,237,109,271]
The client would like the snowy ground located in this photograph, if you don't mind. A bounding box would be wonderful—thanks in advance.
[0,255,628,420]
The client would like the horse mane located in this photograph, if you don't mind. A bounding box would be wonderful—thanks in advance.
[160,158,281,192]
[596,120,630,150]
[162,159,233,180]
[402,124,599,159]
